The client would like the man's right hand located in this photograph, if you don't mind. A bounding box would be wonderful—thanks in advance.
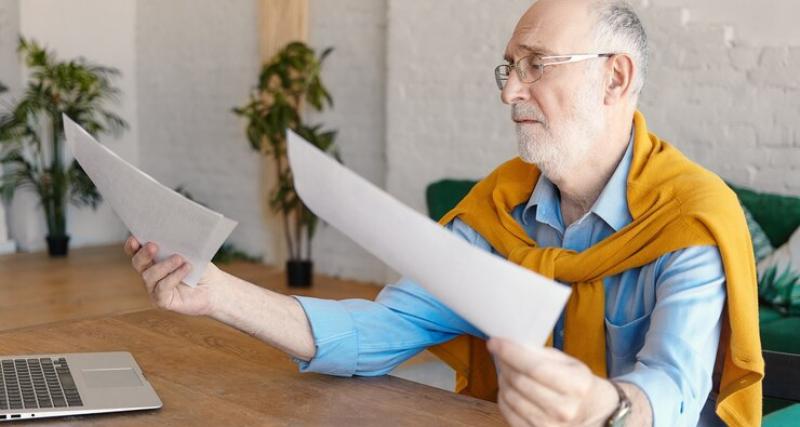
[124,236,222,317]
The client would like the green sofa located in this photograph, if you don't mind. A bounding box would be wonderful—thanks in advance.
[426,179,800,418]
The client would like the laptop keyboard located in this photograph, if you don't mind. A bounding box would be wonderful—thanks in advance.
[0,358,83,410]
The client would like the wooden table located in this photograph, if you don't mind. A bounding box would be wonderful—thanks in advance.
[0,245,382,332]
[0,245,504,425]
[0,310,504,425]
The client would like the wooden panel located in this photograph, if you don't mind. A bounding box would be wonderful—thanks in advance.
[256,0,310,263]
[259,0,309,62]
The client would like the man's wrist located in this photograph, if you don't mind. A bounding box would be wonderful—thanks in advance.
[584,377,621,427]
[205,265,232,319]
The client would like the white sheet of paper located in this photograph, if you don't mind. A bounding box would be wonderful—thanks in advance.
[63,115,237,287]
[287,130,571,346]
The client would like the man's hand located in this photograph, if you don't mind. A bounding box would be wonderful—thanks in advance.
[487,338,620,427]
[123,236,317,360]
[124,236,223,317]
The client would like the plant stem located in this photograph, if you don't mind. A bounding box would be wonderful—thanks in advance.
[306,213,313,260]
[295,203,304,260]
[273,139,295,260]
[50,115,66,237]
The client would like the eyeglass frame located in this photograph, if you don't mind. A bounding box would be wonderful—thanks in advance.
[494,53,617,90]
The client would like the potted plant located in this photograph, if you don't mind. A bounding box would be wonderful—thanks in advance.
[0,37,127,256]
[233,41,339,287]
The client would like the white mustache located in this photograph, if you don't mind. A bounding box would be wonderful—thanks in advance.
[512,104,546,124]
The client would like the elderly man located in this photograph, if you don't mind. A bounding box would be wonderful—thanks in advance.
[124,0,763,426]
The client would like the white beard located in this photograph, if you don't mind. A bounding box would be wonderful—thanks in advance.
[514,76,605,180]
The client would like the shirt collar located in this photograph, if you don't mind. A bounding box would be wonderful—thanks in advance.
[521,132,635,233]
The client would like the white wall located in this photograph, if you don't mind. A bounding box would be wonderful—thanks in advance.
[0,0,20,254]
[134,0,269,262]
[0,0,20,94]
[308,0,389,282]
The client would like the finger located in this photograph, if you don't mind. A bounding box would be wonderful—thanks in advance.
[123,236,140,256]
[131,242,158,273]
[488,338,577,394]
[489,338,567,362]
[498,376,547,427]
[497,361,580,424]
[498,396,531,427]
[153,263,191,308]
[142,254,184,294]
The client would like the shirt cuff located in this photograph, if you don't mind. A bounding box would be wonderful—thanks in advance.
[292,296,358,377]
[615,364,683,427]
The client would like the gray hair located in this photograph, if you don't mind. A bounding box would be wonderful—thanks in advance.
[590,0,649,98]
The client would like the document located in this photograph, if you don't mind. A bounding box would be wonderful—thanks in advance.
[287,131,571,346]
[63,115,237,287]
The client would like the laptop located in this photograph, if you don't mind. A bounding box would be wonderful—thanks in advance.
[0,352,161,422]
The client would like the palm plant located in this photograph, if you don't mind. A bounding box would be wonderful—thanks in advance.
[0,37,126,256]
[233,41,339,286]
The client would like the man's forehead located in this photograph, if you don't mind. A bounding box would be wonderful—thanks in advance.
[504,0,594,61]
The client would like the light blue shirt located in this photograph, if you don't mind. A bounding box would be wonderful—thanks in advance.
[294,141,726,427]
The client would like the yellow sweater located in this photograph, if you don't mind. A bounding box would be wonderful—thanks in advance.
[431,111,763,426]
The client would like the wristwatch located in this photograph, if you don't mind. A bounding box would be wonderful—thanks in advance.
[605,381,632,427]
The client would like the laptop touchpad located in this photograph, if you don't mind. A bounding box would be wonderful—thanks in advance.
[82,368,143,388]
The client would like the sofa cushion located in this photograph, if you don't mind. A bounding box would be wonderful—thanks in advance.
[761,316,800,353]
[729,183,800,248]
[758,227,800,316]
[425,179,476,221]
[763,401,800,425]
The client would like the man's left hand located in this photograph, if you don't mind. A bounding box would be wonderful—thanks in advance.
[487,338,620,427]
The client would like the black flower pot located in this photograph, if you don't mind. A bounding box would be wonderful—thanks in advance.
[46,234,70,257]
[286,260,313,287]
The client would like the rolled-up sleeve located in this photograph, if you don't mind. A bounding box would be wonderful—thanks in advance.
[294,218,488,377]
[615,245,726,427]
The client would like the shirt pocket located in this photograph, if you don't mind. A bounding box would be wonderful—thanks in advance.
[604,312,651,365]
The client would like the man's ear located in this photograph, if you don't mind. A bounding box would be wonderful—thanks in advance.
[604,54,636,105]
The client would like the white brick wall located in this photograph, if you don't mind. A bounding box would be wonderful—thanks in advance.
[636,0,800,195]
[386,0,800,219]
[386,0,531,214]
[306,0,390,282]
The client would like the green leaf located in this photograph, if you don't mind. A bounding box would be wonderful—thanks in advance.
[759,264,800,315]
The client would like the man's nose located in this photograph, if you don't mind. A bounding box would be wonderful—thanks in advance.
[501,71,530,105]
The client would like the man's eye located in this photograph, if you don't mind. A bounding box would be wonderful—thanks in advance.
[523,56,543,67]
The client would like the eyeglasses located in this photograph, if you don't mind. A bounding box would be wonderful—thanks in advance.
[494,53,615,90]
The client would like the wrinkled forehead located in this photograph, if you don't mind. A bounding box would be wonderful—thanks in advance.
[504,0,595,62]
